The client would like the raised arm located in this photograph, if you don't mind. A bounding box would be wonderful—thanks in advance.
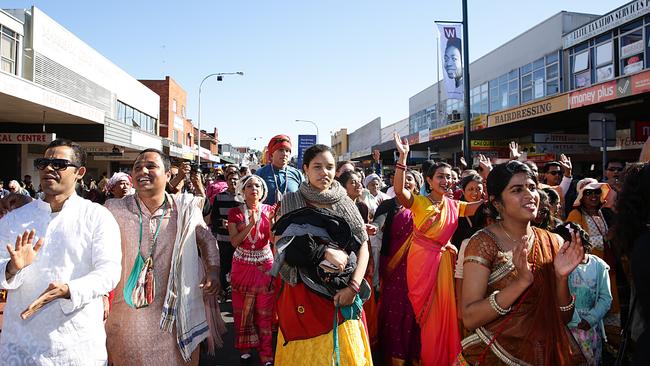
[393,132,414,208]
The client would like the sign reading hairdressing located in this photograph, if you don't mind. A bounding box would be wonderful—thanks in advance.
[0,133,56,144]
[437,22,464,100]
[563,0,650,49]
[487,95,568,128]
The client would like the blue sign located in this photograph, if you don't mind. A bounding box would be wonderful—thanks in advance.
[297,134,317,169]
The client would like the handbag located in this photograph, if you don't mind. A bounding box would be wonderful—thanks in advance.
[123,252,145,308]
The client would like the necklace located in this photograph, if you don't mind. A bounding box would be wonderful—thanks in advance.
[499,221,533,248]
[242,203,263,248]
[135,195,168,260]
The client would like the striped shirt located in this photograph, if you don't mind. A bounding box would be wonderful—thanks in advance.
[210,190,239,242]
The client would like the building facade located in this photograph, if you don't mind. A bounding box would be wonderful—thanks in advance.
[0,6,162,184]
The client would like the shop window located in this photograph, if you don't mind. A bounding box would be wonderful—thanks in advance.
[620,28,644,75]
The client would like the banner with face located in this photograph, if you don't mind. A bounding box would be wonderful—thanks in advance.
[437,23,464,101]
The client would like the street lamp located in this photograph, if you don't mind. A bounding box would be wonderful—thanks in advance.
[295,119,319,144]
[197,71,244,165]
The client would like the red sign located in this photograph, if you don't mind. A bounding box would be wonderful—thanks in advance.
[569,81,616,108]
[631,70,650,95]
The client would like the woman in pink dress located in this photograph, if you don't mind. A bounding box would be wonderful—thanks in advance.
[228,174,275,366]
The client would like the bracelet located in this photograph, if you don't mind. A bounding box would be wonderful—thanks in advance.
[395,163,407,171]
[559,295,575,312]
[488,290,511,316]
[348,279,360,294]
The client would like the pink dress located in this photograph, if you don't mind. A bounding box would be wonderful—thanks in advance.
[228,204,275,363]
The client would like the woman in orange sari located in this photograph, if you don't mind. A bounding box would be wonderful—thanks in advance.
[393,133,483,366]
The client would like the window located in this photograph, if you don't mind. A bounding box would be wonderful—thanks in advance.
[620,28,644,75]
[489,78,500,112]
[181,105,185,117]
[172,99,177,113]
[595,41,614,82]
[173,130,179,144]
[115,101,158,134]
[573,51,589,73]
[0,26,19,74]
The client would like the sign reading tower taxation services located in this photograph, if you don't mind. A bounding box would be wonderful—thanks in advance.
[437,23,464,101]
[296,135,317,169]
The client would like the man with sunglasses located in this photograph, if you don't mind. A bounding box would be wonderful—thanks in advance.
[604,160,624,192]
[0,139,121,364]
[256,134,303,206]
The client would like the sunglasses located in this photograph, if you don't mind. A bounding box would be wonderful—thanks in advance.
[34,158,80,171]
[547,171,561,176]
[583,189,602,197]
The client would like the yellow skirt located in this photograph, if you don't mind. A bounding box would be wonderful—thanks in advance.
[275,319,373,366]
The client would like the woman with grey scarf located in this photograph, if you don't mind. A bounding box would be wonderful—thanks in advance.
[273,144,372,365]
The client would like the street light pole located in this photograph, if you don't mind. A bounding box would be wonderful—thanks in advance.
[197,71,244,165]
[295,119,319,144]
[461,0,471,161]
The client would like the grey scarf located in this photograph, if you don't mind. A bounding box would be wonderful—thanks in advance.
[280,180,368,244]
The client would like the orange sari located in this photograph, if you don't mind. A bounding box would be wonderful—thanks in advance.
[407,195,466,366]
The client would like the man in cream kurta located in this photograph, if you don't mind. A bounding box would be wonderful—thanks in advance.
[0,139,121,365]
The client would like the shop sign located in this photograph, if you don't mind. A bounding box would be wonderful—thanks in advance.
[609,129,646,151]
[406,133,419,145]
[93,152,139,161]
[630,69,650,94]
[533,134,588,144]
[182,144,195,160]
[471,140,507,148]
[418,129,430,143]
[131,130,162,150]
[563,0,650,48]
[0,133,56,144]
[168,142,183,157]
[568,81,616,108]
[488,95,568,127]
[430,117,486,141]
[534,143,596,155]
[621,40,644,59]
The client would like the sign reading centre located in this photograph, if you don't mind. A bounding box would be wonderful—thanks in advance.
[0,133,56,144]
[296,135,317,169]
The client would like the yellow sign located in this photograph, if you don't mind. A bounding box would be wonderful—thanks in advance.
[487,94,568,128]
[429,116,487,141]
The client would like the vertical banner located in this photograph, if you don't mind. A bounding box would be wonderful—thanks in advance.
[437,23,464,100]
[297,134,317,169]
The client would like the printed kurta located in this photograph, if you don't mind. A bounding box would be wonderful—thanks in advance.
[105,194,219,366]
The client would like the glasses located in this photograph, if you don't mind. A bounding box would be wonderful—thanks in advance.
[34,158,80,171]
[607,167,623,172]
[547,171,561,176]
[583,189,602,197]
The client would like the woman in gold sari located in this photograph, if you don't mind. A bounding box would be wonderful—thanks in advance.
[457,161,585,365]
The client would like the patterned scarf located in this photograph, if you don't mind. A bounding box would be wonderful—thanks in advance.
[284,180,368,244]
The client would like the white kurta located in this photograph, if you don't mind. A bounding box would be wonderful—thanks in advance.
[0,193,121,365]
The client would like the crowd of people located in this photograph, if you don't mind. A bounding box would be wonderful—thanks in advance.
[0,133,648,366]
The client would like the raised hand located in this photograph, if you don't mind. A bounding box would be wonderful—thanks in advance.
[478,154,493,174]
[393,132,409,157]
[6,230,44,275]
[459,156,467,169]
[554,230,584,278]
[559,154,572,176]
[508,141,521,160]
[512,241,534,286]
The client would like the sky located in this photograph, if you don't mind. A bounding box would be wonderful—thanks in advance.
[4,0,630,151]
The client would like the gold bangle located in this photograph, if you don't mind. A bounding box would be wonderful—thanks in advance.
[488,290,511,316]
[559,295,575,312]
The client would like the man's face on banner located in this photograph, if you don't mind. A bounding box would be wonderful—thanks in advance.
[444,45,462,79]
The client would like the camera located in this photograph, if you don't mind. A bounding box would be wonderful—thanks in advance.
[189,162,201,174]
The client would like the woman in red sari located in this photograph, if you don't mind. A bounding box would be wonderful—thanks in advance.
[393,133,483,366]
